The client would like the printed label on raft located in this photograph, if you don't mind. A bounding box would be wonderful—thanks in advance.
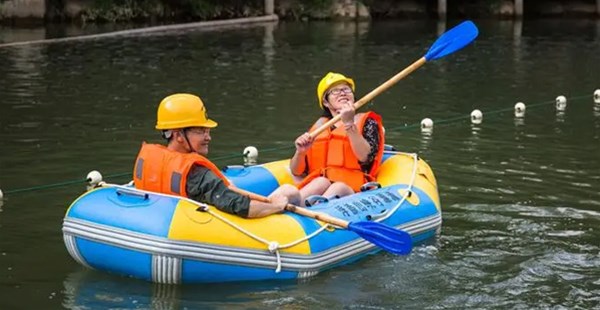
[332,189,401,218]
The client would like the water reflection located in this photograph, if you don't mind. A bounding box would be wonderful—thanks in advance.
[419,130,433,151]
[331,20,369,38]
[0,27,46,44]
[513,20,522,42]
[465,124,482,153]
[593,103,600,117]
[436,20,446,36]
[62,271,179,309]
[555,111,566,123]
[2,44,46,103]
[470,124,482,138]
[513,117,525,128]
[262,22,275,81]
[62,269,301,309]
[1,19,600,310]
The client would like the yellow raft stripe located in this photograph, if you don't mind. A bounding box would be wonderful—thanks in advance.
[262,159,298,186]
[168,153,440,253]
[168,199,312,255]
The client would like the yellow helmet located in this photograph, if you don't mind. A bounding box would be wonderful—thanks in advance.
[316,72,355,109]
[155,93,217,130]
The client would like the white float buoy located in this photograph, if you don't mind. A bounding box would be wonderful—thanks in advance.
[556,95,567,111]
[470,109,483,125]
[594,89,600,104]
[514,102,526,118]
[86,170,103,187]
[0,188,3,200]
[420,118,433,133]
[243,146,258,166]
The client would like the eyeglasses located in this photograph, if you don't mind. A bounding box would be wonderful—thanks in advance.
[328,87,353,96]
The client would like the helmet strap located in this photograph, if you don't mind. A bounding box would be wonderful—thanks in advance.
[181,128,197,154]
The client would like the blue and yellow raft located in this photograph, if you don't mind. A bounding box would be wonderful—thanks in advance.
[62,150,442,284]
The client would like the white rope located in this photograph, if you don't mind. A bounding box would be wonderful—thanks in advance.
[278,225,330,249]
[375,152,419,223]
[97,151,419,272]
[203,207,330,273]
[98,182,326,273]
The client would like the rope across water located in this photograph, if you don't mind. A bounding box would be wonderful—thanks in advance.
[1,93,597,197]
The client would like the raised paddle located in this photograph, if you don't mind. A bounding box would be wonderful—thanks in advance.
[230,187,413,255]
[309,20,479,137]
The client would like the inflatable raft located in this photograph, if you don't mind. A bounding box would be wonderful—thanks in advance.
[62,150,442,284]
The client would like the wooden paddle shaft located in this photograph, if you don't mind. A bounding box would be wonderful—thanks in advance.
[309,57,427,138]
[230,187,350,228]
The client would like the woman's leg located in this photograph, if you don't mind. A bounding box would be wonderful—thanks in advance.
[323,181,354,199]
[299,177,331,205]
[269,184,301,206]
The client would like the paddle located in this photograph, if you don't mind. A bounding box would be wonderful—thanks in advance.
[231,187,413,255]
[309,20,479,137]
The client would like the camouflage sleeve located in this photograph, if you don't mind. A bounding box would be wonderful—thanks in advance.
[186,165,251,218]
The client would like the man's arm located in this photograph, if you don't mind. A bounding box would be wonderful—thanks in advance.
[187,165,285,218]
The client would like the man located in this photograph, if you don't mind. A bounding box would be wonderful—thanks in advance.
[133,93,298,218]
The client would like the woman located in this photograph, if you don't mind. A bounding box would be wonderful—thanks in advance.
[290,72,385,206]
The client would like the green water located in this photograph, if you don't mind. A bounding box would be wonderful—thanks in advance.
[0,19,599,309]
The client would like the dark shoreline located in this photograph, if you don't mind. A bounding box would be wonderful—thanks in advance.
[0,0,598,26]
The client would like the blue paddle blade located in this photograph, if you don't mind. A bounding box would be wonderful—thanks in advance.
[348,221,412,255]
[424,20,479,61]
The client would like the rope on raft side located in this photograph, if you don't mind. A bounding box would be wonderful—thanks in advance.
[98,152,419,274]
[375,152,419,223]
[98,182,329,273]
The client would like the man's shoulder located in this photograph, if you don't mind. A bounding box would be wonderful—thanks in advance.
[188,164,212,177]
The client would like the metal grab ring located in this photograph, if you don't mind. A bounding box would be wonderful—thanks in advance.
[304,195,329,207]
[360,182,382,192]
[116,188,149,200]
[195,205,209,212]
[366,209,388,221]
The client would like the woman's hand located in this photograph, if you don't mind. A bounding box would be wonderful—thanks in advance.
[340,102,355,125]
[294,132,313,153]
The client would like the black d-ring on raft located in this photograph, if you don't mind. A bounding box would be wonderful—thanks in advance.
[360,182,382,192]
[304,195,329,207]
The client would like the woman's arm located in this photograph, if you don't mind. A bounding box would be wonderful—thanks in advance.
[358,118,381,170]
[290,132,312,176]
[345,120,371,162]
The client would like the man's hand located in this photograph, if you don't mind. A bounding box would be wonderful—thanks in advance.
[269,194,289,212]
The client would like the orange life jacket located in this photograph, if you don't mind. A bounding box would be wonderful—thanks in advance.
[298,112,384,192]
[133,142,229,197]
